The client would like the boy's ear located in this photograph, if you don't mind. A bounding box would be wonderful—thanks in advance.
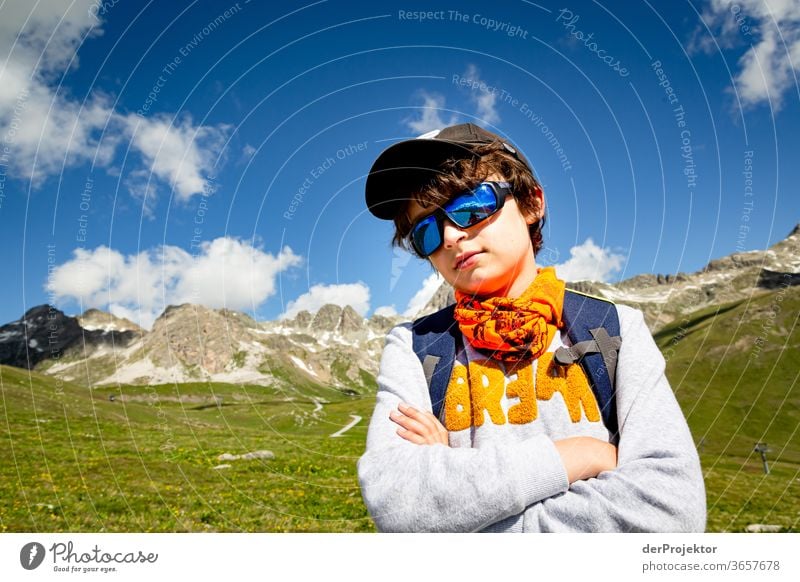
[523,185,545,225]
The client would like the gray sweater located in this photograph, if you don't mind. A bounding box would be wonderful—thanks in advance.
[357,304,706,532]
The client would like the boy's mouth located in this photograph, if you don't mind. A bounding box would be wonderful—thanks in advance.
[454,251,482,270]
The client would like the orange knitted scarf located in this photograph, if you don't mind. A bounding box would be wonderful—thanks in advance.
[454,266,565,364]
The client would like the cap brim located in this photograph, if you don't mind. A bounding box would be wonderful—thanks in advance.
[365,138,479,220]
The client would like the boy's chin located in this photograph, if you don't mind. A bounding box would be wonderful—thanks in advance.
[450,279,503,298]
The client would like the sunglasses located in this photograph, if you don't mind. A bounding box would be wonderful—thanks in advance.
[409,181,513,258]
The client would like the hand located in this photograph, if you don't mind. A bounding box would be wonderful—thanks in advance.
[554,437,618,483]
[389,402,449,446]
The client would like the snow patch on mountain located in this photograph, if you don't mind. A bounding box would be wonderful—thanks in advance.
[290,356,318,377]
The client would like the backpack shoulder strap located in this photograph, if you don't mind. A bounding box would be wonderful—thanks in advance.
[555,289,622,437]
[411,304,460,421]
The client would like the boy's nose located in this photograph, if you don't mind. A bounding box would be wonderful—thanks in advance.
[441,218,467,249]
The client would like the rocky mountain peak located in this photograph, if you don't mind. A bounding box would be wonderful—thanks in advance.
[340,305,363,334]
[79,308,143,333]
[155,303,200,323]
[768,223,800,256]
[23,304,57,321]
[0,305,80,368]
[0,305,139,370]
[368,313,400,331]
[0,299,396,389]
[616,272,689,291]
[218,308,259,329]
[296,310,313,328]
[282,304,366,335]
[311,304,343,331]
[416,283,455,318]
[146,303,257,374]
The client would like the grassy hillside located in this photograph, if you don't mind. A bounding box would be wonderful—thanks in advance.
[654,286,800,532]
[0,364,375,532]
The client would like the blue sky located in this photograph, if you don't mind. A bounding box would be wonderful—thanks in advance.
[1,0,798,328]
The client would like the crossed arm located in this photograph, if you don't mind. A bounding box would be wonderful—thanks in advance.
[390,402,618,484]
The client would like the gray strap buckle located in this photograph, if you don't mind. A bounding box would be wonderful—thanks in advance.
[553,327,621,380]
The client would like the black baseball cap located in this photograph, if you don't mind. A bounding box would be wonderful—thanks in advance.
[365,123,531,220]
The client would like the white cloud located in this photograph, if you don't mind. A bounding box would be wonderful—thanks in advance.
[45,238,302,329]
[373,305,399,317]
[404,91,459,134]
[552,238,626,283]
[242,143,257,158]
[404,272,444,317]
[0,1,115,185]
[461,64,500,124]
[0,2,229,200]
[0,1,101,77]
[123,114,227,201]
[281,283,371,319]
[176,238,302,308]
[699,0,800,109]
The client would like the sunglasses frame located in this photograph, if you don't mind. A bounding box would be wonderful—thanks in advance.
[409,181,513,258]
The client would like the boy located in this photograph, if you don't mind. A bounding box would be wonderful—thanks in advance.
[358,123,706,532]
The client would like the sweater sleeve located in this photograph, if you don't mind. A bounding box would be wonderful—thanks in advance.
[357,324,569,532]
[522,306,707,532]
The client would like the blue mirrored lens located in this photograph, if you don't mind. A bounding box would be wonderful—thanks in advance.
[445,183,498,228]
[409,183,505,257]
[411,214,441,257]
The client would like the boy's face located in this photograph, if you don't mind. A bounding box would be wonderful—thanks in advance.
[406,173,544,298]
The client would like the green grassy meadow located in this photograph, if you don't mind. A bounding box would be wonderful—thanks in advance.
[655,286,800,532]
[0,364,375,532]
[1,286,797,532]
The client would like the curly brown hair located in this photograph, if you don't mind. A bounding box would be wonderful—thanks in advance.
[392,141,545,256]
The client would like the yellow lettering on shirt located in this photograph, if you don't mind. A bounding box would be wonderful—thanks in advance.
[536,352,601,423]
[468,358,506,427]
[443,364,471,431]
[441,352,601,430]
[506,362,537,424]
